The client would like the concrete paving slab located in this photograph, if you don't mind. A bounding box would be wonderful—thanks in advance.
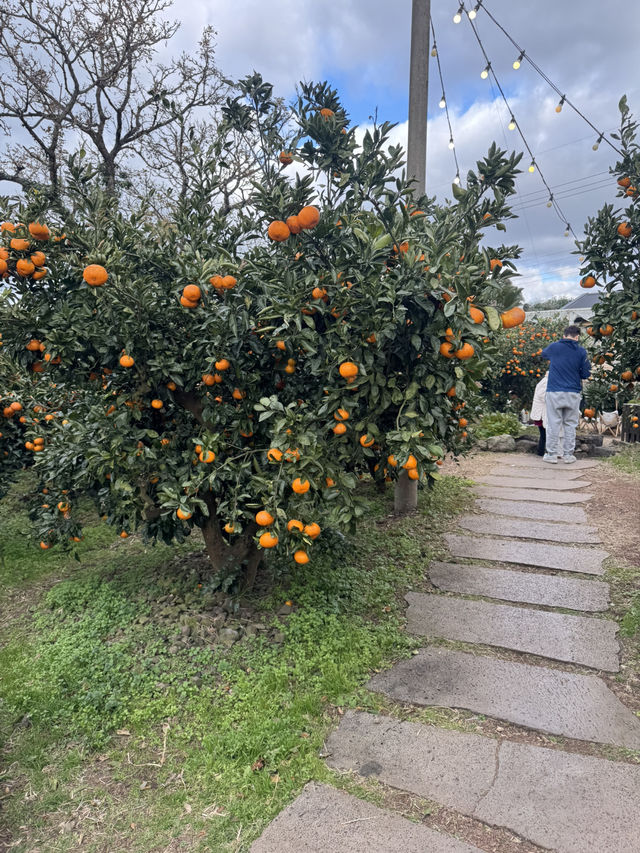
[478,475,591,491]
[445,533,608,574]
[474,498,589,524]
[429,561,610,611]
[327,711,640,852]
[367,648,640,747]
[250,782,483,853]
[494,466,588,481]
[494,456,599,471]
[475,486,592,503]
[477,741,640,853]
[325,712,497,814]
[457,514,601,544]
[405,592,619,671]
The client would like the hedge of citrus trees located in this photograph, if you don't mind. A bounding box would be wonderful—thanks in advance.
[481,317,565,408]
[578,97,640,416]
[0,78,526,583]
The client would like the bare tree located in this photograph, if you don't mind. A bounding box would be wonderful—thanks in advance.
[0,0,230,200]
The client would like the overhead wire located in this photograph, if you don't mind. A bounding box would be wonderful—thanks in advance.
[477,1,624,157]
[430,19,462,185]
[459,5,577,238]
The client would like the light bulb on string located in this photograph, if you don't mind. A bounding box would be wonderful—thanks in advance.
[453,5,463,23]
[528,160,536,173]
[512,51,524,70]
[592,134,604,151]
[439,94,446,109]
[480,63,490,80]
[453,173,461,185]
[468,3,481,20]
[431,46,437,57]
[546,195,553,208]
[448,138,455,150]
[555,96,566,114]
[564,224,571,237]
[508,116,516,130]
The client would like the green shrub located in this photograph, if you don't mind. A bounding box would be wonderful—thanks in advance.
[474,412,521,438]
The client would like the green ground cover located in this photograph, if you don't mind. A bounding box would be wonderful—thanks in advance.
[0,475,471,852]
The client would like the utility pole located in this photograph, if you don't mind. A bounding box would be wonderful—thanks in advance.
[395,0,431,515]
[406,0,430,196]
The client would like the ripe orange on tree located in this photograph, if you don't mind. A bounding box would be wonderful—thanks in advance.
[83,264,108,286]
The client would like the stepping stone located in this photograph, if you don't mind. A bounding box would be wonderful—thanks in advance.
[495,466,588,481]
[457,514,601,544]
[494,456,599,471]
[326,711,640,852]
[476,486,591,504]
[445,533,608,574]
[250,782,482,853]
[429,561,610,611]
[475,498,588,524]
[367,648,640,746]
[405,593,619,670]
[478,475,591,491]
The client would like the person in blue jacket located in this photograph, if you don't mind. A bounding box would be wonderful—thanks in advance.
[541,325,591,464]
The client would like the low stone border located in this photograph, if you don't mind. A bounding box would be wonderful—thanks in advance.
[474,433,620,457]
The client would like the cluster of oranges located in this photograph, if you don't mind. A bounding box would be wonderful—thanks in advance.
[0,221,54,281]
[252,508,319,564]
[267,205,321,242]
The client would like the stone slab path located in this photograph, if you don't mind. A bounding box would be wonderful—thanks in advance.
[326,712,640,853]
[474,497,589,523]
[405,593,619,670]
[478,474,592,491]
[250,783,483,853]
[475,485,592,503]
[429,561,610,611]
[457,513,601,543]
[445,533,609,574]
[367,648,640,746]
[495,466,588,481]
[492,456,599,471]
[253,455,640,852]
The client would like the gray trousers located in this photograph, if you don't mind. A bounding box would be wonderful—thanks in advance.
[545,391,581,456]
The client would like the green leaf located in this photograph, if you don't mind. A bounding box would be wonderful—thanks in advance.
[485,305,501,331]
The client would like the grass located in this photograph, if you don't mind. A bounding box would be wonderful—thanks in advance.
[609,444,640,477]
[0,474,473,852]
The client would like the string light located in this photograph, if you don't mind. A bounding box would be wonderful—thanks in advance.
[477,2,622,155]
[592,134,604,151]
[431,45,438,57]
[461,11,577,237]
[564,224,570,237]
[546,195,553,208]
[508,115,516,130]
[453,4,463,23]
[431,19,462,187]
[468,3,481,20]
[480,63,490,79]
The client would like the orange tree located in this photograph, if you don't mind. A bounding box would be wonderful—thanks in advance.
[578,96,640,413]
[0,78,525,584]
[480,317,565,409]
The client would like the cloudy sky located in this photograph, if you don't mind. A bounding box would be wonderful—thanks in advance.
[168,0,638,304]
